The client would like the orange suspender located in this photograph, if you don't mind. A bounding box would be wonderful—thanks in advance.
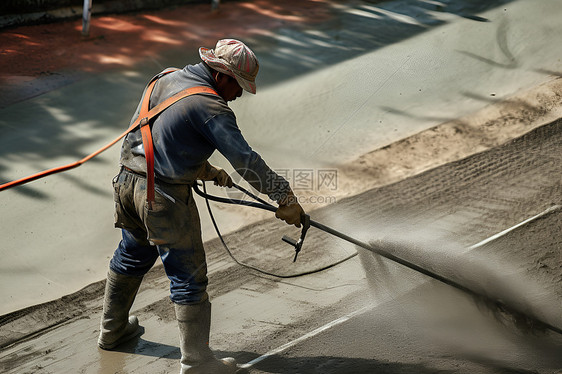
[0,69,218,193]
[135,69,219,207]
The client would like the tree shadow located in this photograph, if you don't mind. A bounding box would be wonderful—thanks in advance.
[0,0,520,197]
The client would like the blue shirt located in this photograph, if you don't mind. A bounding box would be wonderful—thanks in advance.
[120,63,290,201]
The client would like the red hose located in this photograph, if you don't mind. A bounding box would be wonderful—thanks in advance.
[1,72,216,193]
[0,122,136,192]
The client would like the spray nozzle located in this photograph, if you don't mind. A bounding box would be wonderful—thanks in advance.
[282,213,310,262]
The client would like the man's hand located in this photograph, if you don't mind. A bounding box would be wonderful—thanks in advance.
[211,168,233,187]
[276,197,305,228]
[197,162,233,188]
[276,203,304,228]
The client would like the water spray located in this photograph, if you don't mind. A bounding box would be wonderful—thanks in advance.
[194,181,562,337]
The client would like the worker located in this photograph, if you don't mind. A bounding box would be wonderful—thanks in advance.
[97,39,304,373]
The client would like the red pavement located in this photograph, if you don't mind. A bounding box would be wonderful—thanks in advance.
[0,1,331,80]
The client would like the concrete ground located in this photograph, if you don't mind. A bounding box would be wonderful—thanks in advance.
[1,0,562,373]
[1,115,561,373]
[1,0,561,316]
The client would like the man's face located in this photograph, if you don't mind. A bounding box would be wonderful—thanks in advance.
[216,73,243,102]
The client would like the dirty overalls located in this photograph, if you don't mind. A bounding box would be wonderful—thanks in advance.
[108,63,290,305]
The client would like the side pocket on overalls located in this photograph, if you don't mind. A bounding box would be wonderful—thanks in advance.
[143,187,181,246]
[113,174,124,229]
[113,172,138,231]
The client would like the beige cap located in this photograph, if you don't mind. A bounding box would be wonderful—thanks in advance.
[199,39,259,94]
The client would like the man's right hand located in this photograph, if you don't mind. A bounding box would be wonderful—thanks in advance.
[197,162,233,188]
[212,168,233,188]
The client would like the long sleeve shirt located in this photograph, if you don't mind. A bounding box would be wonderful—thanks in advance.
[119,62,291,201]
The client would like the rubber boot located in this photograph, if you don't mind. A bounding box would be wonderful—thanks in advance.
[98,269,143,350]
[175,299,238,374]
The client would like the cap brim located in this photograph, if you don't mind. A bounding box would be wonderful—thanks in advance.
[233,75,256,94]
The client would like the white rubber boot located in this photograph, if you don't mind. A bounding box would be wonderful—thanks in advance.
[98,269,143,350]
[175,299,238,374]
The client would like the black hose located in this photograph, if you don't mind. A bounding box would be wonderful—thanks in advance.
[195,182,357,279]
[194,182,562,336]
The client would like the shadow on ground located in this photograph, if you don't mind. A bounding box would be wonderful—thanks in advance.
[0,0,514,195]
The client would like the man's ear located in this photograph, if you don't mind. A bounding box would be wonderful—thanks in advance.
[216,72,236,85]
[215,72,231,86]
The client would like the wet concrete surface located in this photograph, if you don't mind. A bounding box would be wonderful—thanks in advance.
[256,278,562,374]
[1,0,562,373]
[1,0,562,316]
[1,117,561,373]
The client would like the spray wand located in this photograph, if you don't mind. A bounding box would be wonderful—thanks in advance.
[194,181,562,337]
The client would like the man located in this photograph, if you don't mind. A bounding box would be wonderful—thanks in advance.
[97,39,304,373]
